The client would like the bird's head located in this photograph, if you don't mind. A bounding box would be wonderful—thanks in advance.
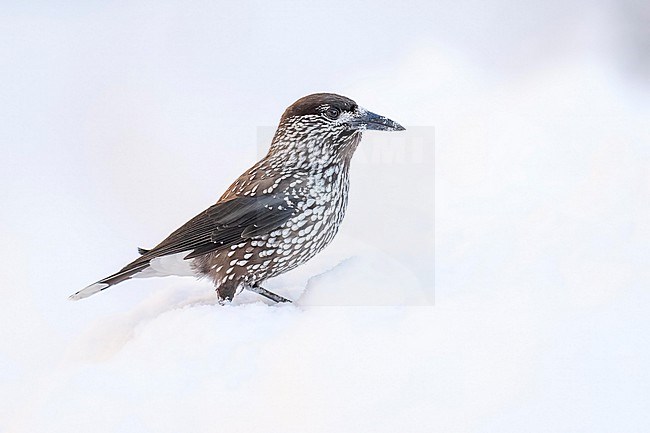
[269,93,405,167]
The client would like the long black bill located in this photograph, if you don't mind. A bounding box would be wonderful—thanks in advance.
[349,108,405,132]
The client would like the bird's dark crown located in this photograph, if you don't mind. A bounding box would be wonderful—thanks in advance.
[268,92,404,169]
[280,93,357,123]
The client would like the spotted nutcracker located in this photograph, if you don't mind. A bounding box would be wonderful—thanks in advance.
[70,93,405,303]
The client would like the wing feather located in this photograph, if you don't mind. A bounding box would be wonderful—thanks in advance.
[143,194,295,260]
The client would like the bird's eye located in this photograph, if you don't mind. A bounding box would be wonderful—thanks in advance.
[324,107,340,119]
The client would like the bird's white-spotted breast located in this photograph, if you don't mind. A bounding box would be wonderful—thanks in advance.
[193,153,353,294]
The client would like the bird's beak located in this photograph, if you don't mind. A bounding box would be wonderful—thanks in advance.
[348,107,405,132]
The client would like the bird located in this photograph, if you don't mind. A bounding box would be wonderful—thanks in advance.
[69,93,405,303]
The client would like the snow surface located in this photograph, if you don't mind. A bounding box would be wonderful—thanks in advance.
[1,1,650,432]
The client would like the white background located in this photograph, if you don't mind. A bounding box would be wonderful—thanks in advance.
[1,1,649,432]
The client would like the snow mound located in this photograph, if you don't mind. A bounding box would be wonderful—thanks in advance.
[299,254,431,306]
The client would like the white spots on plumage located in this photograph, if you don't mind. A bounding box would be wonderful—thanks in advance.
[193,120,360,291]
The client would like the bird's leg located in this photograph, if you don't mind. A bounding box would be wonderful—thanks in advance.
[216,284,237,305]
[246,284,292,303]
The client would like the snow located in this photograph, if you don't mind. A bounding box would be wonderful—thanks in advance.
[1,0,650,432]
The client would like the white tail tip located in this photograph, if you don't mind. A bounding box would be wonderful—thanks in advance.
[69,282,109,301]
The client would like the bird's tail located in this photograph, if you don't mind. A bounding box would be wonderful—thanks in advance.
[69,258,150,301]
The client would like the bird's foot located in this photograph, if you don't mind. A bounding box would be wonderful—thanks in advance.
[217,297,231,306]
[246,285,292,303]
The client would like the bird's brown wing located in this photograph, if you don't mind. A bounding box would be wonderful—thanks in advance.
[143,194,295,260]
